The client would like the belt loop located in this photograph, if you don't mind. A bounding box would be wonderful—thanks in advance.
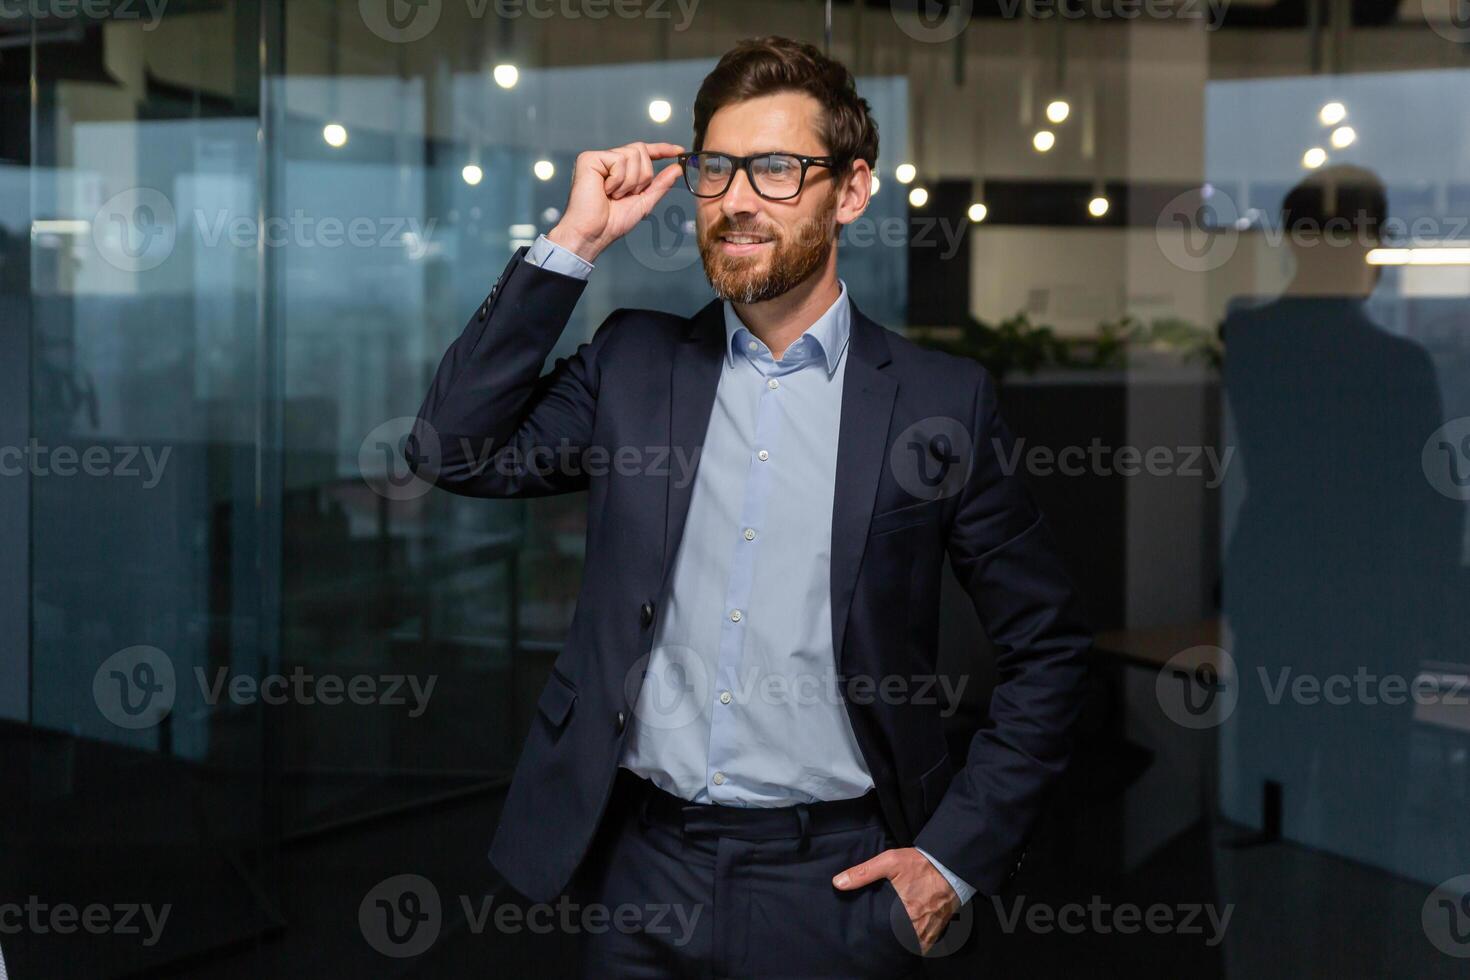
[795,803,811,852]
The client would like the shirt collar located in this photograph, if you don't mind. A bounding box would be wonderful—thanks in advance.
[723,280,851,377]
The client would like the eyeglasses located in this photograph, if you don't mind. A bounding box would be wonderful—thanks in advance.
[678,151,837,201]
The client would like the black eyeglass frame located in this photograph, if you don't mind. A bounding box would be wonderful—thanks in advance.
[677,151,840,201]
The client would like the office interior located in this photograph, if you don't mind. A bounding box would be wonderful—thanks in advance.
[1,0,1468,976]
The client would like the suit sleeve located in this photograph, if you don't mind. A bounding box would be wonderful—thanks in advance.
[912,366,1092,896]
[406,245,620,498]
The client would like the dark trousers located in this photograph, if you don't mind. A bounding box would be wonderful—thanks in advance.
[567,768,924,979]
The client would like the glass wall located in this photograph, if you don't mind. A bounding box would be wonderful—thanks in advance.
[2,1,1467,976]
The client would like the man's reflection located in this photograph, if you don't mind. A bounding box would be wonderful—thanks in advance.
[1222,165,1462,865]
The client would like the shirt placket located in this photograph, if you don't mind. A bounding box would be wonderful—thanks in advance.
[705,342,796,801]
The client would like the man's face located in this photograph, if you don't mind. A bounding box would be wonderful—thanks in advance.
[694,92,853,304]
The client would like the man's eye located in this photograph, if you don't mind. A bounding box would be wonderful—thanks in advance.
[765,158,793,174]
[705,158,732,174]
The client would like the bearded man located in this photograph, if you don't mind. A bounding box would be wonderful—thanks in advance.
[408,35,1090,978]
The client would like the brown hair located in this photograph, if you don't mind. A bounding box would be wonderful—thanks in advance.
[692,36,879,173]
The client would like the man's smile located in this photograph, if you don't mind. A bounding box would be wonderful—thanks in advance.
[719,232,774,256]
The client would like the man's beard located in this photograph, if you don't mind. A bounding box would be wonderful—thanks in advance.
[697,191,837,304]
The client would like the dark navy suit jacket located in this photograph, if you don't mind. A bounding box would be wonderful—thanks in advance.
[408,248,1091,904]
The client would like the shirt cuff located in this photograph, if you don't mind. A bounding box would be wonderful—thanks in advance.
[526,233,595,280]
[915,846,977,906]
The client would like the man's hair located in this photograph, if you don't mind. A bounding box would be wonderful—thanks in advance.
[692,36,879,173]
[1281,165,1388,244]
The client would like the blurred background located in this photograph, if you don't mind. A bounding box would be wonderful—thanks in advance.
[2,0,1469,976]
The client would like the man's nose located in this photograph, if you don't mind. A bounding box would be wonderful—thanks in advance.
[721,167,761,218]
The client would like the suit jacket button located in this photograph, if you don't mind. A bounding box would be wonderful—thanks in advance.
[615,710,627,734]
[639,602,654,627]
[477,302,488,321]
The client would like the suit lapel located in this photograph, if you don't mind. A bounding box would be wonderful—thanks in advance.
[830,304,897,672]
[661,299,725,587]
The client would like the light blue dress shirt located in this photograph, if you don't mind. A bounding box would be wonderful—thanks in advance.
[525,235,974,904]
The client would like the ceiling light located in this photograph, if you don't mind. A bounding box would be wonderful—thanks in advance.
[494,64,519,89]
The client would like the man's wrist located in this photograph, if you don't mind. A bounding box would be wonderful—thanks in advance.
[545,225,603,264]
[914,846,976,906]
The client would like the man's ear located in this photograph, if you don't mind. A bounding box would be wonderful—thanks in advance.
[835,159,873,227]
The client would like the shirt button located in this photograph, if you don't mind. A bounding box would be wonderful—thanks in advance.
[729,609,742,622]
[743,528,755,541]
[719,690,732,704]
[757,449,769,461]
[712,771,726,785]
[747,340,758,351]
[767,378,779,389]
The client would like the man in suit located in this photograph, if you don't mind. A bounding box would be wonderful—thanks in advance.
[408,36,1090,978]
